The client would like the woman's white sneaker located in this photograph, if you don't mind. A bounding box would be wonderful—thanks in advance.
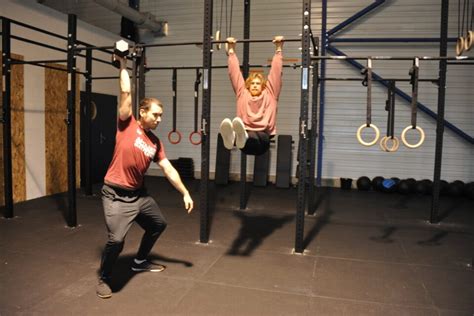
[219,118,235,150]
[232,117,248,149]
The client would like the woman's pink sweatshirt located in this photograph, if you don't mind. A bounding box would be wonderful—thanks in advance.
[228,51,282,135]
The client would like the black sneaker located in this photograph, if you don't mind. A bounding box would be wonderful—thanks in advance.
[96,279,112,299]
[131,260,166,272]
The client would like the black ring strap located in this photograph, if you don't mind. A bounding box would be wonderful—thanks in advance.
[409,58,419,128]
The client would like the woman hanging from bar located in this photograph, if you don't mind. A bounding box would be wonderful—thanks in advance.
[219,35,284,156]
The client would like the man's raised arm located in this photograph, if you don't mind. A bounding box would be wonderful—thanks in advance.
[117,56,132,120]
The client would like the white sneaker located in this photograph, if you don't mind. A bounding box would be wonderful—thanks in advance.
[219,118,235,150]
[232,117,248,149]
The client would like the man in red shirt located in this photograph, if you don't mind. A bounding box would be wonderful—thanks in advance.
[96,56,194,299]
[219,36,284,156]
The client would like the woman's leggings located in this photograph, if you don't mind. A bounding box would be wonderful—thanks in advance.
[241,131,273,156]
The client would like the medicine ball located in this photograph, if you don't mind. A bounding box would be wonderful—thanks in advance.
[356,176,372,191]
[439,180,449,195]
[415,180,429,195]
[448,180,465,197]
[382,178,397,193]
[421,179,433,195]
[390,177,400,191]
[397,180,411,195]
[464,182,474,200]
[372,176,385,192]
[406,178,417,193]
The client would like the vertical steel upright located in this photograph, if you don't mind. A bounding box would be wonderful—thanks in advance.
[1,18,13,218]
[307,37,319,215]
[132,53,139,115]
[431,0,449,223]
[138,48,146,102]
[239,0,251,210]
[83,50,93,196]
[200,0,213,243]
[66,14,78,227]
[316,0,327,187]
[295,0,311,254]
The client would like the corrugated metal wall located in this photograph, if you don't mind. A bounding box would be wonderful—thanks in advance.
[39,0,474,183]
[138,0,472,183]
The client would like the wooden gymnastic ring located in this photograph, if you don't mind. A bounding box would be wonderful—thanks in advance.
[383,136,400,152]
[168,130,182,144]
[356,123,380,147]
[401,125,425,149]
[189,131,202,145]
[456,37,465,56]
[465,30,473,51]
[215,30,222,50]
[379,136,389,152]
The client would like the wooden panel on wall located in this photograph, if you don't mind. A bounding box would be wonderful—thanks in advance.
[0,52,26,206]
[44,64,80,195]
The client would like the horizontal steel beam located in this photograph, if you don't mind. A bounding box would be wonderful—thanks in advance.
[75,37,304,51]
[311,55,473,61]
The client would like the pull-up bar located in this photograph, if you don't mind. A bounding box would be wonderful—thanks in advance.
[322,77,438,83]
[312,55,474,61]
[74,37,303,51]
[10,59,67,65]
[9,58,87,74]
[9,35,130,70]
[5,17,115,57]
[212,38,302,44]
[146,64,301,70]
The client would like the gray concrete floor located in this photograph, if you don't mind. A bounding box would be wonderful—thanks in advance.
[1,177,473,315]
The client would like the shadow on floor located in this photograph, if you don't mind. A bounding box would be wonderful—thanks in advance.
[103,253,194,292]
[226,212,294,256]
[370,226,398,243]
[303,187,334,249]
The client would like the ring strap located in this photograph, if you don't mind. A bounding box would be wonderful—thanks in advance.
[385,80,396,138]
[366,58,372,126]
[409,58,419,128]
[194,69,202,133]
[172,68,177,131]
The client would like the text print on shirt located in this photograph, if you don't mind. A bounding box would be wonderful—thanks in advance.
[134,136,157,159]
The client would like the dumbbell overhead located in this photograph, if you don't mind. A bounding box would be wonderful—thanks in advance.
[115,39,130,57]
[112,39,130,68]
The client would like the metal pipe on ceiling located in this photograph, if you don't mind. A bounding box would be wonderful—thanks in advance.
[93,0,168,36]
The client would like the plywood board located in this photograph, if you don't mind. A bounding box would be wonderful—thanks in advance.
[44,64,80,195]
[0,52,26,206]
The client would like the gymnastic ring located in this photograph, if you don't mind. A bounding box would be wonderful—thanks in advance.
[215,30,222,50]
[456,37,465,56]
[189,131,202,145]
[168,130,182,144]
[401,125,425,149]
[379,136,390,152]
[383,136,400,152]
[356,123,380,147]
[465,30,473,51]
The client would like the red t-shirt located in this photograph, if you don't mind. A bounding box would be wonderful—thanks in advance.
[104,115,166,190]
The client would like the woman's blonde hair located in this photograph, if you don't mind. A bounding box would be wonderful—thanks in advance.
[245,72,266,90]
